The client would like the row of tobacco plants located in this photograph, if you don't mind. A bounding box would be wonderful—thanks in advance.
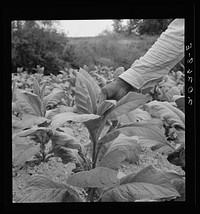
[12,63,185,202]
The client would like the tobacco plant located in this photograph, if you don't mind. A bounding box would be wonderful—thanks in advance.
[13,68,185,202]
[12,73,72,165]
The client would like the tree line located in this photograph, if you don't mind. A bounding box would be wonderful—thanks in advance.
[112,19,174,35]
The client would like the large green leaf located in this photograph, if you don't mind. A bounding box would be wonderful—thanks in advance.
[45,105,75,119]
[17,126,53,137]
[13,142,40,166]
[52,130,82,152]
[120,165,185,197]
[137,136,168,150]
[12,115,24,129]
[32,77,48,101]
[75,73,93,114]
[100,182,179,202]
[32,77,41,98]
[144,100,185,129]
[167,175,185,201]
[97,121,173,151]
[79,67,101,103]
[40,81,47,100]
[120,122,172,148]
[120,165,172,186]
[43,88,64,109]
[12,102,22,114]
[15,91,43,116]
[16,126,53,146]
[160,171,185,197]
[66,167,120,188]
[117,108,152,124]
[83,116,105,143]
[51,131,88,170]
[164,86,181,102]
[106,92,151,120]
[53,145,84,168]
[98,134,141,170]
[56,126,74,136]
[97,100,116,116]
[15,175,83,202]
[100,165,180,202]
[50,112,100,129]
[12,114,50,130]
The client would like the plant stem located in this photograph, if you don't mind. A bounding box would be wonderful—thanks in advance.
[93,143,101,168]
[40,143,46,161]
[85,116,107,202]
[87,188,95,202]
[86,134,97,202]
[90,134,97,169]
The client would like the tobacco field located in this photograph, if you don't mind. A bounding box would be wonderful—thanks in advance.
[12,64,185,202]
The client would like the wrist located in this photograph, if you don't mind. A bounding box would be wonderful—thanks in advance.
[117,77,138,92]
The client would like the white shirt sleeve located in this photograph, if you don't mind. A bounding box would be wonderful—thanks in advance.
[119,19,185,89]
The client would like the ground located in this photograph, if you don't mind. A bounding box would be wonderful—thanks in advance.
[12,122,185,202]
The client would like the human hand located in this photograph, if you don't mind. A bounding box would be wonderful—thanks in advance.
[98,77,138,103]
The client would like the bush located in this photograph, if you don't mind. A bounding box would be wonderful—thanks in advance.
[137,19,173,35]
[12,21,76,75]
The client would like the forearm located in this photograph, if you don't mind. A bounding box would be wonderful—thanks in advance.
[119,19,185,89]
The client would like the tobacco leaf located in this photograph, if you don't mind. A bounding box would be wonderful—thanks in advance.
[79,68,101,103]
[75,73,93,114]
[15,175,83,202]
[100,165,181,202]
[106,92,151,120]
[144,100,185,129]
[100,182,179,202]
[98,121,173,152]
[98,134,141,170]
[43,88,64,109]
[13,142,40,166]
[50,112,100,129]
[53,145,84,168]
[66,166,120,188]
[97,100,116,116]
[15,91,43,116]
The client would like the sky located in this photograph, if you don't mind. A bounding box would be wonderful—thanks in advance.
[57,20,127,37]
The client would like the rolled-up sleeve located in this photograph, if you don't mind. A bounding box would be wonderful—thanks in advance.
[119,19,184,89]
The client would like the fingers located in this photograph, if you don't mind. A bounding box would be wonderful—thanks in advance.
[97,81,117,104]
[114,88,128,101]
[98,78,133,104]
[98,80,128,104]
[98,86,127,104]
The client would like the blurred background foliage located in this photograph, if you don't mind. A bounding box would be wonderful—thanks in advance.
[11,19,174,75]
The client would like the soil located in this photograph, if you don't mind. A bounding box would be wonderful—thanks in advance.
[12,122,185,202]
